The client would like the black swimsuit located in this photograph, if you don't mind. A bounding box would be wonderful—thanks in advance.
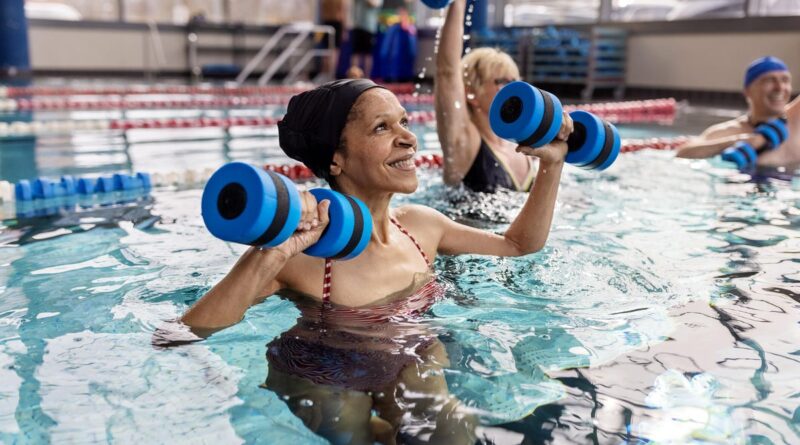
[462,139,535,193]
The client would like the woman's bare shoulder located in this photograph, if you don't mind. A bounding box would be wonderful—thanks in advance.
[392,204,445,225]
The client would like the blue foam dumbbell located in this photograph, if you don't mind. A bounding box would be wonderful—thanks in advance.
[754,117,788,151]
[489,81,620,170]
[201,162,372,260]
[720,117,787,170]
[721,141,757,170]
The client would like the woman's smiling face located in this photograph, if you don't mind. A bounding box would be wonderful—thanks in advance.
[332,88,419,195]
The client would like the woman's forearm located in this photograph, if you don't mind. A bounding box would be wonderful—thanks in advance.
[436,0,465,73]
[504,160,564,254]
[180,247,287,330]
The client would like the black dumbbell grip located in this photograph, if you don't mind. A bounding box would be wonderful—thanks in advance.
[583,120,616,170]
[330,195,366,260]
[519,88,556,148]
[251,170,293,246]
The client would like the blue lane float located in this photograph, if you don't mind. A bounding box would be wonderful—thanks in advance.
[489,80,621,171]
[202,162,372,260]
[14,172,151,201]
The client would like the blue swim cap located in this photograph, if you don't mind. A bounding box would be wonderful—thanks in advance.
[744,56,789,88]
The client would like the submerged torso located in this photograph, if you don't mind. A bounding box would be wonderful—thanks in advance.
[267,274,445,391]
[267,217,446,391]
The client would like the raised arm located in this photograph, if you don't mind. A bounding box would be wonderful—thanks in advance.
[179,247,287,332]
[179,197,330,334]
[434,0,481,185]
[402,142,567,257]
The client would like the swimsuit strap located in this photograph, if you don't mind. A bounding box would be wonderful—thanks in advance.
[322,258,333,303]
[390,217,432,269]
[321,217,431,303]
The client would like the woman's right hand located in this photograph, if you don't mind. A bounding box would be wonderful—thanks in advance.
[273,192,331,259]
[556,111,574,141]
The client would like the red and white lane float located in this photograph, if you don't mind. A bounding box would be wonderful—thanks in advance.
[0,83,418,98]
[0,112,439,137]
[0,95,675,122]
[0,98,679,138]
[0,93,435,112]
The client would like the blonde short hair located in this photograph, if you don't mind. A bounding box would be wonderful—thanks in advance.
[461,47,520,95]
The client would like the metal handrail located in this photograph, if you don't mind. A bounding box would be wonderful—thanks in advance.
[235,23,335,85]
[145,20,167,79]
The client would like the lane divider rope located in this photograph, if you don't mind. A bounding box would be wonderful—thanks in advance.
[0,100,678,138]
[0,136,687,206]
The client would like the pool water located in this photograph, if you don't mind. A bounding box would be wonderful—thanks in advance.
[1,108,799,444]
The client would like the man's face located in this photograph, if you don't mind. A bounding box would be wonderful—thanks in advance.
[745,70,792,117]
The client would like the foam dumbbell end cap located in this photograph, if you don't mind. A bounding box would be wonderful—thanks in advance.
[202,162,302,248]
[489,81,563,148]
[565,111,621,170]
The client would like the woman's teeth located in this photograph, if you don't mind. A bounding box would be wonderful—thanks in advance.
[389,158,415,169]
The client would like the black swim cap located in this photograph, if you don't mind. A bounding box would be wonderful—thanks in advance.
[278,79,385,182]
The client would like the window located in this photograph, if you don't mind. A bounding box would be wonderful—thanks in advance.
[611,0,746,21]
[752,0,800,16]
[123,0,226,25]
[503,0,600,27]
[25,0,119,21]
[228,0,315,25]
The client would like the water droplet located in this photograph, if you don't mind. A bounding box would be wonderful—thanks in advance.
[467,93,475,100]
[415,83,421,89]
[454,101,461,109]
[299,399,314,407]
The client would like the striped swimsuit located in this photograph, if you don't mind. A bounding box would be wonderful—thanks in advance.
[267,218,445,391]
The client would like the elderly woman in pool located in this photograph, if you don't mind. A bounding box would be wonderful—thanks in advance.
[435,0,575,193]
[180,79,568,445]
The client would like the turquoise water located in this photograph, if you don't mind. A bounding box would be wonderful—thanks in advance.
[1,111,800,444]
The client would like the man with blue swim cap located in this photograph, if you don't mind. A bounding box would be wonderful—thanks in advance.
[677,56,800,168]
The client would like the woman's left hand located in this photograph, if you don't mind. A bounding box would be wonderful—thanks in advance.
[517,140,568,165]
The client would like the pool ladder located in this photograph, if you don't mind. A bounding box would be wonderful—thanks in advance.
[235,22,336,85]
